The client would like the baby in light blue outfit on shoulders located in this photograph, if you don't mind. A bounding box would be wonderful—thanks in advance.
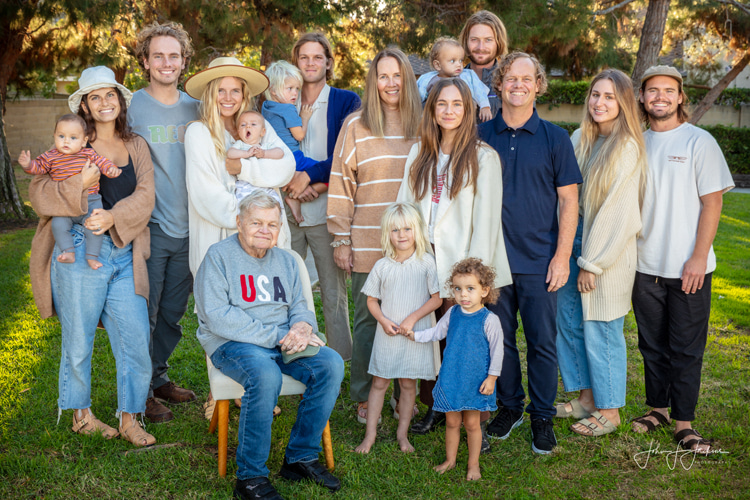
[417,37,491,122]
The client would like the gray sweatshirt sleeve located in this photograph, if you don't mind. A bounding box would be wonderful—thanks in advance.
[285,255,318,333]
[484,313,504,376]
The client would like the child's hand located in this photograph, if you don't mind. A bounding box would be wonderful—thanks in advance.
[104,165,122,178]
[379,318,400,336]
[251,146,265,159]
[479,375,497,395]
[479,107,492,123]
[18,150,31,170]
[398,315,418,335]
[403,330,415,341]
[299,104,313,120]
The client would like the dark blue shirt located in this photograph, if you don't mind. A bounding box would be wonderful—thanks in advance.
[478,109,581,274]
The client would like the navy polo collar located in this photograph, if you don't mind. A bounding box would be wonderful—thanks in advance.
[493,108,541,135]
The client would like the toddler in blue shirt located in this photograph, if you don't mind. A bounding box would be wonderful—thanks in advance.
[261,60,325,223]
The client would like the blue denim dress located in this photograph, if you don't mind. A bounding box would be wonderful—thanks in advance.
[432,306,498,413]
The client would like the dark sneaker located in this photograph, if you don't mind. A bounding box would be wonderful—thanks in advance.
[486,408,524,440]
[279,457,341,492]
[145,397,173,423]
[480,421,491,454]
[531,418,557,455]
[234,477,283,500]
[410,409,446,435]
[153,381,196,403]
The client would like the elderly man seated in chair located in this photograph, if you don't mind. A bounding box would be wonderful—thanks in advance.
[195,191,344,500]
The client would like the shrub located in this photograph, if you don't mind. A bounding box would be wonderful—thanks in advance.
[541,80,750,107]
[552,122,749,175]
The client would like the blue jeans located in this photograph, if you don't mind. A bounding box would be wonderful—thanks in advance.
[210,342,344,479]
[51,225,151,415]
[556,218,627,409]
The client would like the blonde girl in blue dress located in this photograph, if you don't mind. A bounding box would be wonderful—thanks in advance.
[406,258,503,480]
[355,202,443,454]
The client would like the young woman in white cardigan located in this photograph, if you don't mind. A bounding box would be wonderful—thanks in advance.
[397,78,511,438]
[555,69,647,436]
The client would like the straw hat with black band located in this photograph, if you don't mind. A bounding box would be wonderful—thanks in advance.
[184,56,269,100]
[68,66,133,113]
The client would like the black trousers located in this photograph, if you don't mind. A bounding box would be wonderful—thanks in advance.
[631,271,712,421]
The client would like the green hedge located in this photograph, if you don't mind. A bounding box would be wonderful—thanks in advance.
[540,80,750,108]
[552,122,749,175]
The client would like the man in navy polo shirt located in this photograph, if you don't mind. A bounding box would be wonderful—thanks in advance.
[478,52,581,455]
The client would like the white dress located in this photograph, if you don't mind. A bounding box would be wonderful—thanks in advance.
[361,252,440,379]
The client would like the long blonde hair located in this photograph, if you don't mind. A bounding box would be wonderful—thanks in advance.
[380,202,430,260]
[409,78,480,201]
[576,69,646,215]
[361,48,421,139]
[199,76,254,158]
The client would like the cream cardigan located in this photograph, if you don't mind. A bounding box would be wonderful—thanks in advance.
[185,120,295,276]
[397,142,512,298]
[573,131,643,321]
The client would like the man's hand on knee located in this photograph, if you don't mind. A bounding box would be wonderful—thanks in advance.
[280,322,325,354]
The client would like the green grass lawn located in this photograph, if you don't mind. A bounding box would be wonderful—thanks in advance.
[1,193,748,499]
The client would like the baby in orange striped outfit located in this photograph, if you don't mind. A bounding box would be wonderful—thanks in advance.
[18,114,121,270]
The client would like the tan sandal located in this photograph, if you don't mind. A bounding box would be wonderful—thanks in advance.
[203,394,216,420]
[119,416,156,447]
[72,409,119,439]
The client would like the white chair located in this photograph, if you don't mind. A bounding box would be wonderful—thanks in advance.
[205,248,334,478]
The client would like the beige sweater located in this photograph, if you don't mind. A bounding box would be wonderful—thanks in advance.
[327,109,417,273]
[29,136,155,319]
[572,131,642,322]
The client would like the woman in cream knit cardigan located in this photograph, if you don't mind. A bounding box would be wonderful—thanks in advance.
[555,69,647,436]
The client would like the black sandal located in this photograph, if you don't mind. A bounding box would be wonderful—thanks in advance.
[631,410,670,432]
[674,428,712,454]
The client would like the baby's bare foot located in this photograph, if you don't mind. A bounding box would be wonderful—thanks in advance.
[57,252,75,264]
[87,259,102,270]
[433,460,456,474]
[466,464,482,481]
[354,436,375,454]
[398,436,414,453]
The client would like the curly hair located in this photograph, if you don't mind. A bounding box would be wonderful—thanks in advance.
[134,21,194,83]
[491,51,548,96]
[447,257,499,305]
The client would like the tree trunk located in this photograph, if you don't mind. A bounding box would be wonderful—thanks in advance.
[0,97,27,220]
[690,51,750,124]
[631,0,671,90]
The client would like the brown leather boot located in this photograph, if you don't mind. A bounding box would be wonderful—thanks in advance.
[145,397,174,423]
[153,381,196,403]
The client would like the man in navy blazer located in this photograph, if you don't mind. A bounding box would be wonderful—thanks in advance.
[284,32,360,361]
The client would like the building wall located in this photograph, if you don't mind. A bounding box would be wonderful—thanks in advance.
[5,100,71,159]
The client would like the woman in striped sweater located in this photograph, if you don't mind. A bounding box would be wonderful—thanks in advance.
[555,69,647,436]
[327,48,422,423]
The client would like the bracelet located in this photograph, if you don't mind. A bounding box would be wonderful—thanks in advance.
[330,239,352,248]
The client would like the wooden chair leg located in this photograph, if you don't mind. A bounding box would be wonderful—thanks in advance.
[322,420,334,471]
[217,399,230,478]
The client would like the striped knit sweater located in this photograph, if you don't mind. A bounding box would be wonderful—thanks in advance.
[26,148,118,195]
[572,130,643,322]
[327,108,417,273]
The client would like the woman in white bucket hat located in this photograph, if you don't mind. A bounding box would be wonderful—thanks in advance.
[29,65,157,447]
[183,56,295,278]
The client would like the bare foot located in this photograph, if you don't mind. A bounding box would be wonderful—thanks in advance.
[87,259,102,270]
[466,464,482,481]
[57,252,75,264]
[355,436,375,454]
[285,199,305,223]
[433,460,456,474]
[398,435,414,453]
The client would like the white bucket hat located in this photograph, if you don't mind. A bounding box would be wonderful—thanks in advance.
[68,66,133,113]
[184,56,269,100]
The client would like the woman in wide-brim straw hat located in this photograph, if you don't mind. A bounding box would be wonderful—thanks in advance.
[28,65,157,447]
[184,56,295,279]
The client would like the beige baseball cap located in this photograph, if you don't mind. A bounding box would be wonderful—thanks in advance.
[640,65,683,85]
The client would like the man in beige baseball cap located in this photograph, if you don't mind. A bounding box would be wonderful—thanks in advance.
[631,65,734,453]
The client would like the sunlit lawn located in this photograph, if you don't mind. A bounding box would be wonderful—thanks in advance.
[0,192,748,499]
